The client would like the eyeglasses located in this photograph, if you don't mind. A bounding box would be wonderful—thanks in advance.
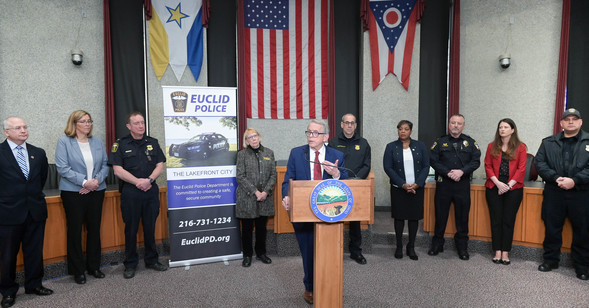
[77,120,93,124]
[342,121,356,126]
[305,131,326,138]
[246,134,259,140]
[6,126,28,131]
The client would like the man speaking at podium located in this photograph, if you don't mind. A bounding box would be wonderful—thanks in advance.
[281,119,348,305]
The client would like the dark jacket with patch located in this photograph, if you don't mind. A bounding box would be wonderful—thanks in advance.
[328,132,371,179]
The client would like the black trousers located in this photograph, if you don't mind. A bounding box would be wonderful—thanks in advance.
[432,179,471,251]
[485,187,523,252]
[120,185,160,269]
[240,216,268,257]
[348,221,362,256]
[61,190,105,275]
[541,185,589,273]
[0,214,45,296]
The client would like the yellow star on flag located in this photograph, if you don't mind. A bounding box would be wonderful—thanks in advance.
[166,3,189,28]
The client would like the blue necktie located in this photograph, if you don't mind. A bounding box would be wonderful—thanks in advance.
[16,145,29,180]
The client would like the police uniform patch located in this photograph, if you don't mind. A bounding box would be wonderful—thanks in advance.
[463,140,469,147]
[147,145,153,151]
[111,142,119,153]
[355,145,360,150]
[431,142,437,150]
[474,141,480,150]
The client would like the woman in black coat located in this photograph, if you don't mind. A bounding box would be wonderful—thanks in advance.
[383,120,430,260]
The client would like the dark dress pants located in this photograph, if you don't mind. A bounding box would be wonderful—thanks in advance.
[432,179,471,251]
[240,216,268,257]
[0,214,45,296]
[292,222,314,292]
[541,185,589,273]
[61,190,105,275]
[485,187,523,251]
[120,185,160,269]
[348,221,362,256]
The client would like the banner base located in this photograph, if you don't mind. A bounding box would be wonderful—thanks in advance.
[169,253,243,268]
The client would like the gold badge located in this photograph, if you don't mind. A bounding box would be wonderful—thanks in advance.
[111,143,118,153]
[264,157,271,160]
[431,142,437,150]
[147,145,153,151]
[442,143,448,147]
[355,145,360,150]
[463,140,469,147]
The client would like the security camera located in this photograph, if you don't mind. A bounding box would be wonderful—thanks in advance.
[499,54,511,69]
[71,49,84,66]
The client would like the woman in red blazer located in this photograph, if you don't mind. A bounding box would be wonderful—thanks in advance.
[484,118,527,265]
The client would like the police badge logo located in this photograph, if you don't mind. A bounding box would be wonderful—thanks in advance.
[310,180,354,223]
[147,145,153,151]
[171,91,188,112]
[463,140,469,147]
[355,145,360,150]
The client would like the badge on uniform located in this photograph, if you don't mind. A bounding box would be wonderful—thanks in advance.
[355,145,360,150]
[264,157,271,160]
[147,144,153,151]
[463,140,469,147]
[474,141,480,150]
[111,142,119,153]
[442,143,448,147]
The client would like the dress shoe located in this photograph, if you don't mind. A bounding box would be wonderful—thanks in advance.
[74,274,86,284]
[394,247,403,259]
[242,256,252,267]
[303,290,313,305]
[256,254,272,264]
[427,245,443,256]
[538,262,559,272]
[123,267,136,279]
[350,253,367,264]
[501,259,511,265]
[576,272,589,280]
[146,262,168,271]
[88,269,105,278]
[25,286,53,296]
[492,258,501,264]
[1,294,15,308]
[406,246,418,261]
[458,250,470,260]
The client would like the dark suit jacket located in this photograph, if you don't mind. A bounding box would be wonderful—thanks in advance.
[282,145,348,198]
[0,140,48,225]
[383,138,430,188]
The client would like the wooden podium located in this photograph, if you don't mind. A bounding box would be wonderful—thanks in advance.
[288,176,374,307]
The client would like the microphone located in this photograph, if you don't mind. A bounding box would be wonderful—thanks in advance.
[304,157,358,179]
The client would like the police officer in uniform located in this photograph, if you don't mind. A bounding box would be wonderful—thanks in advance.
[328,113,371,264]
[108,112,168,279]
[535,108,589,280]
[428,114,481,260]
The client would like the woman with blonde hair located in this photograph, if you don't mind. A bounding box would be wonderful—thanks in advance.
[56,110,110,284]
[235,128,276,267]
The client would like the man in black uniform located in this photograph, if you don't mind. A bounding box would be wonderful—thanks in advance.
[428,114,480,260]
[534,108,589,280]
[108,112,168,279]
[328,113,371,264]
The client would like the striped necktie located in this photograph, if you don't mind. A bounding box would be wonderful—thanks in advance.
[16,145,29,180]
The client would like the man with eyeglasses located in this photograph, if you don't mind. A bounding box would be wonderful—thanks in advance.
[328,114,371,265]
[0,117,52,308]
[535,108,589,280]
[281,119,348,305]
[108,112,168,279]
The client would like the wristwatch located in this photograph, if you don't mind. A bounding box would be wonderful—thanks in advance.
[148,177,154,184]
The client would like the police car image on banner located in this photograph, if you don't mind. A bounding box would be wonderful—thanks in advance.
[310,179,354,222]
[168,132,230,160]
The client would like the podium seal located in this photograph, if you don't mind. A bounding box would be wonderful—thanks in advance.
[310,179,354,222]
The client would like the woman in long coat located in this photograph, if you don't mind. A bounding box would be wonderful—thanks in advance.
[236,128,276,267]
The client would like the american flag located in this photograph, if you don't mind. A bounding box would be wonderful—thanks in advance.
[368,0,417,90]
[242,0,330,119]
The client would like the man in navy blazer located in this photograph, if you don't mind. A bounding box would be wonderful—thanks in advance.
[0,117,53,308]
[281,119,347,305]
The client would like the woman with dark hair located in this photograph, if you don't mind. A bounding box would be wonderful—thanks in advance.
[383,120,429,260]
[484,118,527,265]
[55,110,110,284]
[235,128,276,267]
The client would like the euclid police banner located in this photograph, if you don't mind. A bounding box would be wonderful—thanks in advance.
[162,86,242,267]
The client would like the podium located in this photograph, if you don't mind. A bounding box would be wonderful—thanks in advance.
[288,175,374,307]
